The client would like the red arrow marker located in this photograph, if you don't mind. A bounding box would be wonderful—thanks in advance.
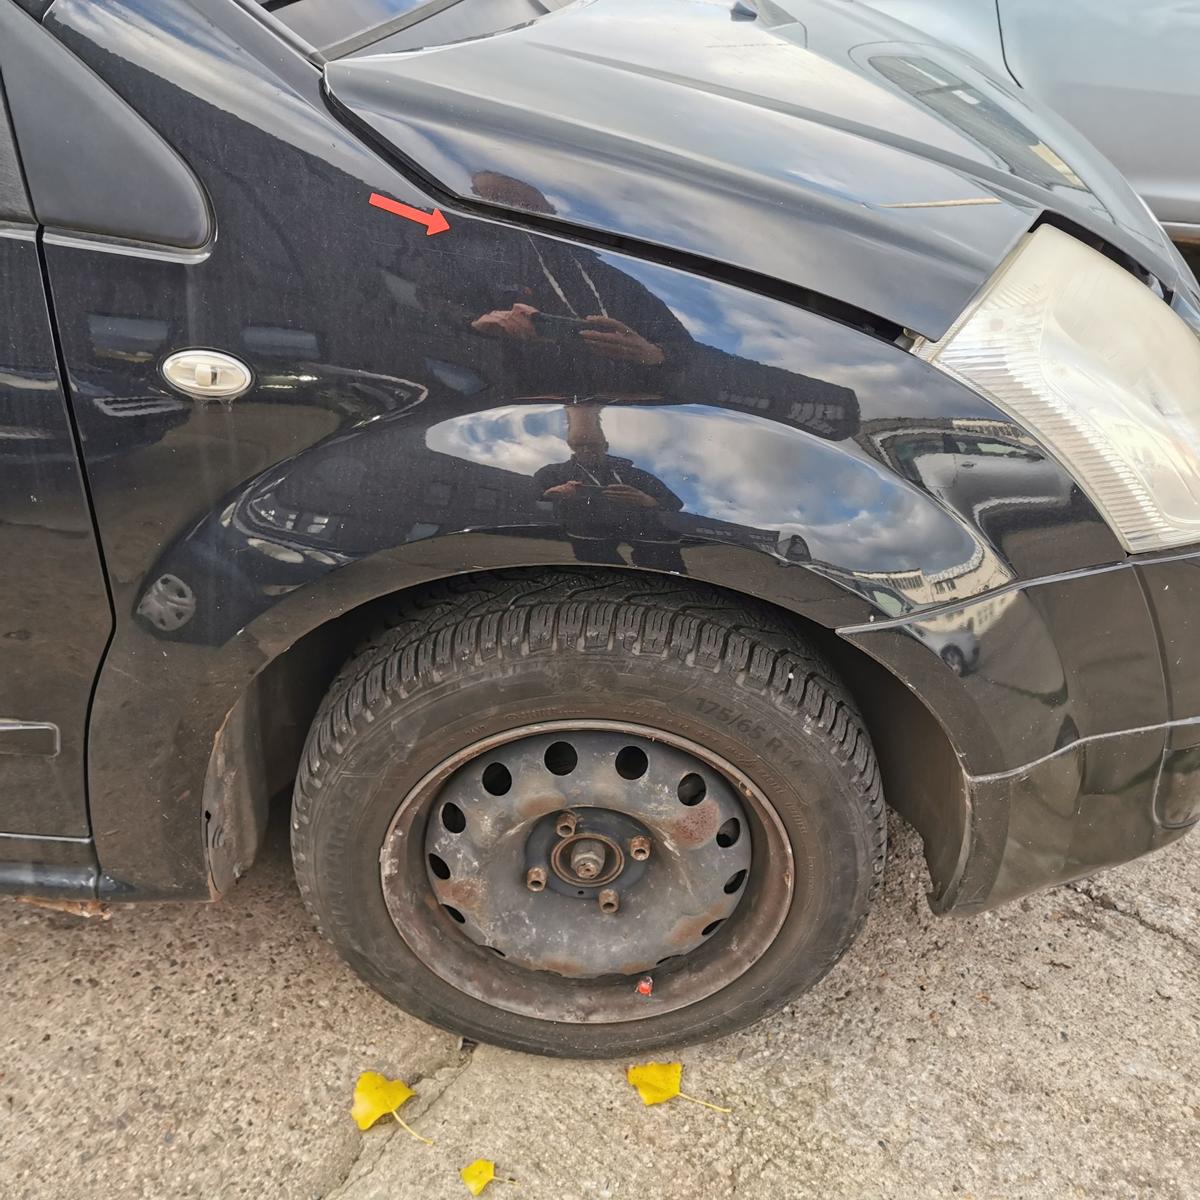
[368,192,450,236]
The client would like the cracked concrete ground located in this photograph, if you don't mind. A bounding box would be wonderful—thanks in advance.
[2,810,1197,1199]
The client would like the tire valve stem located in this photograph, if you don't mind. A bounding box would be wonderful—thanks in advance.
[636,976,653,997]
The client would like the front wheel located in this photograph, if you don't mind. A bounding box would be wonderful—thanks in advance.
[292,571,885,1057]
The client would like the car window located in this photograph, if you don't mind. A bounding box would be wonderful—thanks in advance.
[0,3,209,247]
[0,73,33,223]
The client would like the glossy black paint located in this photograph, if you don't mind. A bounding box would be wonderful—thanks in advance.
[328,0,1194,340]
[956,727,1175,913]
[0,0,1193,913]
[1137,556,1200,828]
[846,553,1200,909]
[0,229,111,847]
[846,564,1165,776]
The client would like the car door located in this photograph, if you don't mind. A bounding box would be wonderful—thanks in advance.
[996,0,1200,240]
[0,48,111,869]
[7,0,635,897]
[0,0,281,894]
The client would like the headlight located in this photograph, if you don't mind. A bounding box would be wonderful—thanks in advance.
[913,223,1200,552]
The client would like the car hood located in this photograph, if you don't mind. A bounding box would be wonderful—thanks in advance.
[325,0,1190,338]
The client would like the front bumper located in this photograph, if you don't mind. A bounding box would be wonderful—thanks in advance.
[843,550,1200,913]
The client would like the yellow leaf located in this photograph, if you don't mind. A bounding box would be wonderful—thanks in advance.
[627,1061,682,1106]
[626,1062,732,1113]
[351,1071,415,1131]
[460,1159,496,1196]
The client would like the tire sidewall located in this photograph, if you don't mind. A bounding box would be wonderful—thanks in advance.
[298,643,878,1057]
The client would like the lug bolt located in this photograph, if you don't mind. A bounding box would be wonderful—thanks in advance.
[628,835,651,861]
[569,838,607,881]
[555,811,577,838]
[526,866,547,892]
[598,888,620,914]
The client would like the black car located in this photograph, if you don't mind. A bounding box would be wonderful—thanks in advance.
[2,0,1198,1058]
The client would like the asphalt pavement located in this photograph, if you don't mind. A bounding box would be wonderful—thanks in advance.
[2,810,1197,1199]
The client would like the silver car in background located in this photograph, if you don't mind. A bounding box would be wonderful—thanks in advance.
[857,0,1200,248]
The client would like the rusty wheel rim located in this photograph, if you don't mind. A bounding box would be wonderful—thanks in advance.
[380,721,794,1024]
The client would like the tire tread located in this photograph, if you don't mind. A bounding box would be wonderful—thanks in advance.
[295,570,886,936]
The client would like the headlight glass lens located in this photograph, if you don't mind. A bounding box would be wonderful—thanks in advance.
[915,223,1200,552]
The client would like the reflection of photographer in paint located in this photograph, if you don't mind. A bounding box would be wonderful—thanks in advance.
[455,174,862,444]
[471,304,665,366]
[466,172,669,378]
[534,404,685,572]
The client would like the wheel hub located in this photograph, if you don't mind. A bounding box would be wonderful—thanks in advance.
[380,719,794,1023]
[420,730,753,979]
[529,806,647,899]
[551,831,623,886]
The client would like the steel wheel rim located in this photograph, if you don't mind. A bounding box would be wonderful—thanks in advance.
[380,720,795,1024]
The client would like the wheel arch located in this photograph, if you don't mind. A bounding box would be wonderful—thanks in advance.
[203,564,968,907]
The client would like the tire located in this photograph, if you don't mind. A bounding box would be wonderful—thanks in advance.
[292,570,885,1058]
